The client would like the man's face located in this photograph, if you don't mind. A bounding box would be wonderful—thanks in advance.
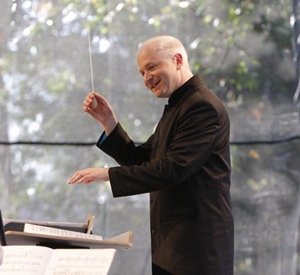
[137,46,182,98]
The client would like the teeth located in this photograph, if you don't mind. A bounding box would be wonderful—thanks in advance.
[151,81,159,89]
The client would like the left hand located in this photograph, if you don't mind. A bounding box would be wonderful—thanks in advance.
[68,168,109,184]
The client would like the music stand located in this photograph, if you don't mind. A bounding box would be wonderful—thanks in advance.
[0,210,7,246]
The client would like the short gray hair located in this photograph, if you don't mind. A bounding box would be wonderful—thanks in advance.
[138,35,188,62]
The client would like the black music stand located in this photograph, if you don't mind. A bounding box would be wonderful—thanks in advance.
[0,210,7,246]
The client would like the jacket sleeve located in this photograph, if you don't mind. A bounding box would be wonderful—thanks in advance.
[97,123,152,166]
[97,99,230,198]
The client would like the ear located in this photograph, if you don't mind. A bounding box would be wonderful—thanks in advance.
[174,53,183,70]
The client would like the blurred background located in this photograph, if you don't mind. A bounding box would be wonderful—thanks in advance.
[0,0,300,274]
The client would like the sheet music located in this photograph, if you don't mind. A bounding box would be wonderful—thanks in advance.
[0,246,52,274]
[0,246,115,275]
[24,223,103,241]
[45,249,116,275]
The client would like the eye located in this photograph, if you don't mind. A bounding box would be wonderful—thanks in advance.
[149,64,156,70]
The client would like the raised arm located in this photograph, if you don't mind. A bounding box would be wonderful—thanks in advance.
[83,92,118,135]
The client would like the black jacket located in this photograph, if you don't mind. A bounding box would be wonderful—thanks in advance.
[98,75,234,275]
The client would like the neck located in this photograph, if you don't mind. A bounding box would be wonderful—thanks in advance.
[180,70,193,86]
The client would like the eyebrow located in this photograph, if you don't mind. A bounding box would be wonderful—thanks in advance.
[139,61,157,75]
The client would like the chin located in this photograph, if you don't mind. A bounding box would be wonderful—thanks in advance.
[153,90,164,98]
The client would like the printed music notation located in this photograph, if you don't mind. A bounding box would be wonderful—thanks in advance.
[0,245,116,275]
[0,246,52,274]
[23,223,103,241]
[45,249,116,275]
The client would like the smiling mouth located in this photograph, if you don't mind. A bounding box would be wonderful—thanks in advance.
[150,80,161,89]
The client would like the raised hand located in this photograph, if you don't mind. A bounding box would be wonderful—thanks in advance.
[83,92,118,135]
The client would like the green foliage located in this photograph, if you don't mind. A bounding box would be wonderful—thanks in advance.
[0,0,299,274]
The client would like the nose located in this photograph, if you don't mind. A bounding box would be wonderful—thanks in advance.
[144,72,153,87]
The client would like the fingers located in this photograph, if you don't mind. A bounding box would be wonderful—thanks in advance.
[83,92,96,109]
[83,92,107,114]
[82,93,101,120]
[68,168,109,185]
[68,170,91,184]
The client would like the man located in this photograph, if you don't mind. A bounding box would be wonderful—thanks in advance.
[69,35,234,275]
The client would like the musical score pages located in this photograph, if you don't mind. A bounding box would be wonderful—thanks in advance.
[23,223,103,241]
[0,245,116,275]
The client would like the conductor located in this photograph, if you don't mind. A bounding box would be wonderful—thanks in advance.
[69,35,234,275]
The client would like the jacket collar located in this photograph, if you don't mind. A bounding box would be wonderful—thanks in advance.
[168,74,204,107]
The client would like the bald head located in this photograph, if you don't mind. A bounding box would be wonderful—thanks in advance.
[138,35,188,63]
[138,36,189,69]
[136,36,193,98]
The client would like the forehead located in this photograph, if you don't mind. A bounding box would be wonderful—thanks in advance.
[137,46,162,69]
